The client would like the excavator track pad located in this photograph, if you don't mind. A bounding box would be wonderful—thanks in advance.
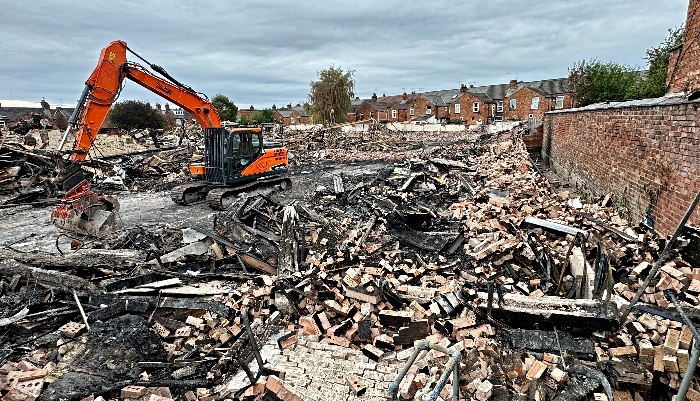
[207,177,292,210]
[170,182,209,205]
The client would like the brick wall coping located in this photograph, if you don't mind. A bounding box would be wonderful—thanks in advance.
[546,94,698,114]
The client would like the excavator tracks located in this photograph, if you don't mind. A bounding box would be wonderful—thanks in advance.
[170,182,209,205]
[206,176,292,210]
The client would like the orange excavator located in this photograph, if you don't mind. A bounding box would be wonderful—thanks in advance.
[52,40,289,236]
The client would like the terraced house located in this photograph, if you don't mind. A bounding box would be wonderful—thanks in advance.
[348,77,574,124]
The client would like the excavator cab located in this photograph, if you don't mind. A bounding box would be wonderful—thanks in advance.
[178,126,289,209]
[204,127,264,184]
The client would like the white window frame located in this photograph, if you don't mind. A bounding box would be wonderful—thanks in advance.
[531,97,539,109]
[555,96,564,109]
[497,101,503,112]
[473,102,479,113]
[510,99,516,110]
[454,104,461,114]
[391,109,397,119]
[426,106,432,115]
[495,116,503,122]
[410,107,414,116]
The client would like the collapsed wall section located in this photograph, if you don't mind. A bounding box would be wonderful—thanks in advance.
[542,98,700,236]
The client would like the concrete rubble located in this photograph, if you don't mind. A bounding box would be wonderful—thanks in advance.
[0,124,698,401]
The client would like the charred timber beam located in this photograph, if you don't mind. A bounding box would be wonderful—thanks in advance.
[475,292,619,333]
[0,260,100,294]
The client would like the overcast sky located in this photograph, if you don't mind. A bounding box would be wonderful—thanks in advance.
[0,0,689,109]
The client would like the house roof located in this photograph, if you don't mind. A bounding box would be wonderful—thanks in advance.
[363,94,420,111]
[348,98,364,113]
[420,89,462,106]
[467,84,510,102]
[292,105,307,117]
[276,110,293,118]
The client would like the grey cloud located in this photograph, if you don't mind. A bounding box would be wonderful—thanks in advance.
[0,0,688,107]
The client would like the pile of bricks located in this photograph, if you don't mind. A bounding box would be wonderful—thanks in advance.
[0,127,698,401]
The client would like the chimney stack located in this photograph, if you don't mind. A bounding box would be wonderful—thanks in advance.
[470,84,474,88]
[509,79,518,89]
[165,103,170,112]
[272,104,276,110]
[371,93,377,101]
[402,92,408,100]
[156,103,162,111]
[460,84,467,93]
[41,99,50,110]
[250,105,254,110]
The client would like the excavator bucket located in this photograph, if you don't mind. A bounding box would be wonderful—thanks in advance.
[50,178,120,237]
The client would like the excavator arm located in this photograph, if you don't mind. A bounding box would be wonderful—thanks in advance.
[61,40,221,160]
[52,40,221,236]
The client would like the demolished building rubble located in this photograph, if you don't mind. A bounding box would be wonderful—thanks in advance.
[0,125,698,401]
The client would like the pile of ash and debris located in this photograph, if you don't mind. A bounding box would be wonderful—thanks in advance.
[0,127,698,401]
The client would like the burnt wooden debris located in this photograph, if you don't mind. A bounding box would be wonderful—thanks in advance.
[0,127,698,401]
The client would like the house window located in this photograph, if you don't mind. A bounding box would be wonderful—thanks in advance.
[291,117,295,123]
[510,99,516,110]
[531,97,539,109]
[495,116,503,122]
[454,104,461,114]
[497,101,503,112]
[370,112,374,118]
[410,107,414,116]
[556,96,564,109]
[426,106,432,114]
[391,109,397,119]
[473,102,479,113]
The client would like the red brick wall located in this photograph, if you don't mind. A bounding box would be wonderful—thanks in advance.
[667,0,700,93]
[450,93,492,124]
[411,96,435,120]
[543,103,700,236]
[505,87,548,120]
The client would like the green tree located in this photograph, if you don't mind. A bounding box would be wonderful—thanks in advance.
[108,100,166,130]
[568,59,642,107]
[211,94,239,122]
[252,108,275,123]
[638,25,685,98]
[306,66,355,124]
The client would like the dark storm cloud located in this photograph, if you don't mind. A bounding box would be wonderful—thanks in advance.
[0,0,688,108]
